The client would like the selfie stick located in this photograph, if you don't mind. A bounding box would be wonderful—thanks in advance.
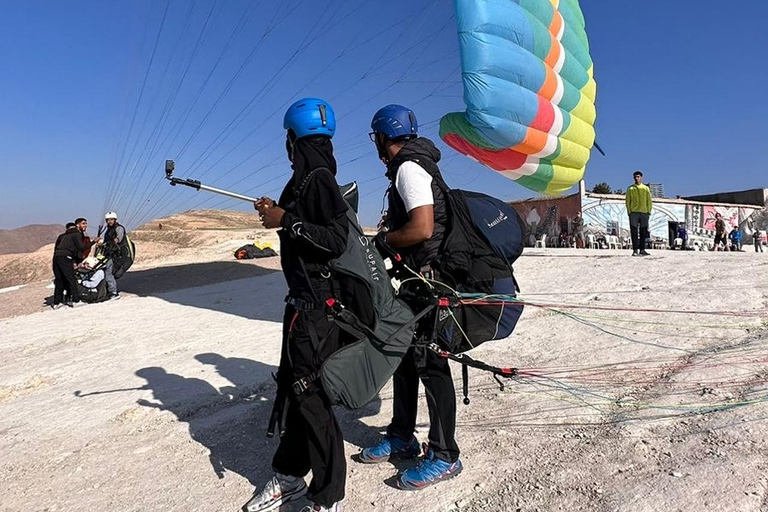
[164,160,260,204]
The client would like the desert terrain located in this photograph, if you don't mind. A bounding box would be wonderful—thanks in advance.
[1,211,767,512]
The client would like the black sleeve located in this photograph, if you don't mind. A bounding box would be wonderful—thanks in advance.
[72,233,86,253]
[280,169,348,259]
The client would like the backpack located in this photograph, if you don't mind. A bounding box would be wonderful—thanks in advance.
[234,244,277,260]
[430,181,526,354]
[112,236,136,280]
[294,170,416,410]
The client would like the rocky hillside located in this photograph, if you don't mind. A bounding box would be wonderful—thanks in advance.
[0,224,64,255]
[0,210,276,288]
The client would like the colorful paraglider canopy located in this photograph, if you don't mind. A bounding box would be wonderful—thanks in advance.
[440,0,597,195]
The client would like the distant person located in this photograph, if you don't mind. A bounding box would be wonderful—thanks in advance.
[676,225,688,249]
[52,222,77,308]
[729,228,742,251]
[101,211,126,300]
[52,218,93,308]
[54,222,76,250]
[713,213,727,250]
[755,229,764,253]
[572,211,584,248]
[625,171,652,256]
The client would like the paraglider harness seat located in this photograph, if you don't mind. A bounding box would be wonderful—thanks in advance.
[76,255,110,303]
[370,242,523,406]
[314,178,527,407]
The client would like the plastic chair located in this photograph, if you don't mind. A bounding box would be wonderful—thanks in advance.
[607,235,620,249]
[535,234,547,248]
[587,234,598,249]
[673,238,683,249]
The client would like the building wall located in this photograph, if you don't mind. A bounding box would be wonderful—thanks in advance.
[682,188,767,207]
[581,196,686,240]
[510,189,768,246]
[509,194,581,246]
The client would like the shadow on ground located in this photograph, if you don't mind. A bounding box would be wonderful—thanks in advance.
[135,353,382,491]
[119,260,285,322]
[120,260,278,295]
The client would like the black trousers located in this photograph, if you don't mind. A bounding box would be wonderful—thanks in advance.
[52,256,79,304]
[629,213,650,252]
[387,345,459,463]
[714,233,726,248]
[272,305,345,507]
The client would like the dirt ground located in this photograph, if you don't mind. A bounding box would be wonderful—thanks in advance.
[1,248,767,512]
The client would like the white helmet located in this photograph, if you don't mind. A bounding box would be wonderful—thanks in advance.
[104,211,118,220]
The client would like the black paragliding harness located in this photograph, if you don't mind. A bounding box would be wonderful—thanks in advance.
[162,159,526,426]
[372,234,524,406]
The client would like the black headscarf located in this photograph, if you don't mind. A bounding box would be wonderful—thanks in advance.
[279,133,337,207]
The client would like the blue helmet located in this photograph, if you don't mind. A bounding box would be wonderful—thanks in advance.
[370,104,418,140]
[283,98,336,139]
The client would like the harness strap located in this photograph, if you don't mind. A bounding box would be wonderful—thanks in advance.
[285,296,325,310]
[462,363,470,405]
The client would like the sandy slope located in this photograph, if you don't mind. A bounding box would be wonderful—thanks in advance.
[0,209,277,289]
[1,249,767,512]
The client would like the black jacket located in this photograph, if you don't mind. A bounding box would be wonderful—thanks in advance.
[384,137,448,270]
[54,228,86,260]
[103,222,128,259]
[277,168,349,302]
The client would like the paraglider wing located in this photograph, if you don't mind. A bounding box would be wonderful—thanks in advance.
[440,0,597,195]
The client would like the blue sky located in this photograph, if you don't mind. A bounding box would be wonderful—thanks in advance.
[1,0,766,231]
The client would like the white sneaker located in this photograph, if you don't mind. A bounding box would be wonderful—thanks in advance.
[244,473,307,512]
[300,502,344,512]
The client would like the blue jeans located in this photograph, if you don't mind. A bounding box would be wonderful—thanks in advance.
[104,259,118,295]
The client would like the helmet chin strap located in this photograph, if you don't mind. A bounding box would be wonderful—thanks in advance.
[286,130,298,163]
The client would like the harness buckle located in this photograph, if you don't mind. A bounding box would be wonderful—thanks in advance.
[292,372,319,395]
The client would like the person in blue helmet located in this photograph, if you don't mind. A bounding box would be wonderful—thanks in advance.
[360,105,463,490]
[246,98,348,512]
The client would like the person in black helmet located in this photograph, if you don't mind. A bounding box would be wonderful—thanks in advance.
[360,104,463,490]
[245,98,347,512]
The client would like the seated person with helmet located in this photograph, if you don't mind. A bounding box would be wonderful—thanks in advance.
[76,256,108,304]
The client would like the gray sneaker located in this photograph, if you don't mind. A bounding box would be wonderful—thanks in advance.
[244,473,307,512]
[300,502,344,512]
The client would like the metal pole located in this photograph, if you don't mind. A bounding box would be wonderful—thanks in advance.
[194,183,260,204]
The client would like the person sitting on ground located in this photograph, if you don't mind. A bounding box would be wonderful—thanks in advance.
[729,228,742,251]
[77,256,108,303]
[754,228,764,253]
